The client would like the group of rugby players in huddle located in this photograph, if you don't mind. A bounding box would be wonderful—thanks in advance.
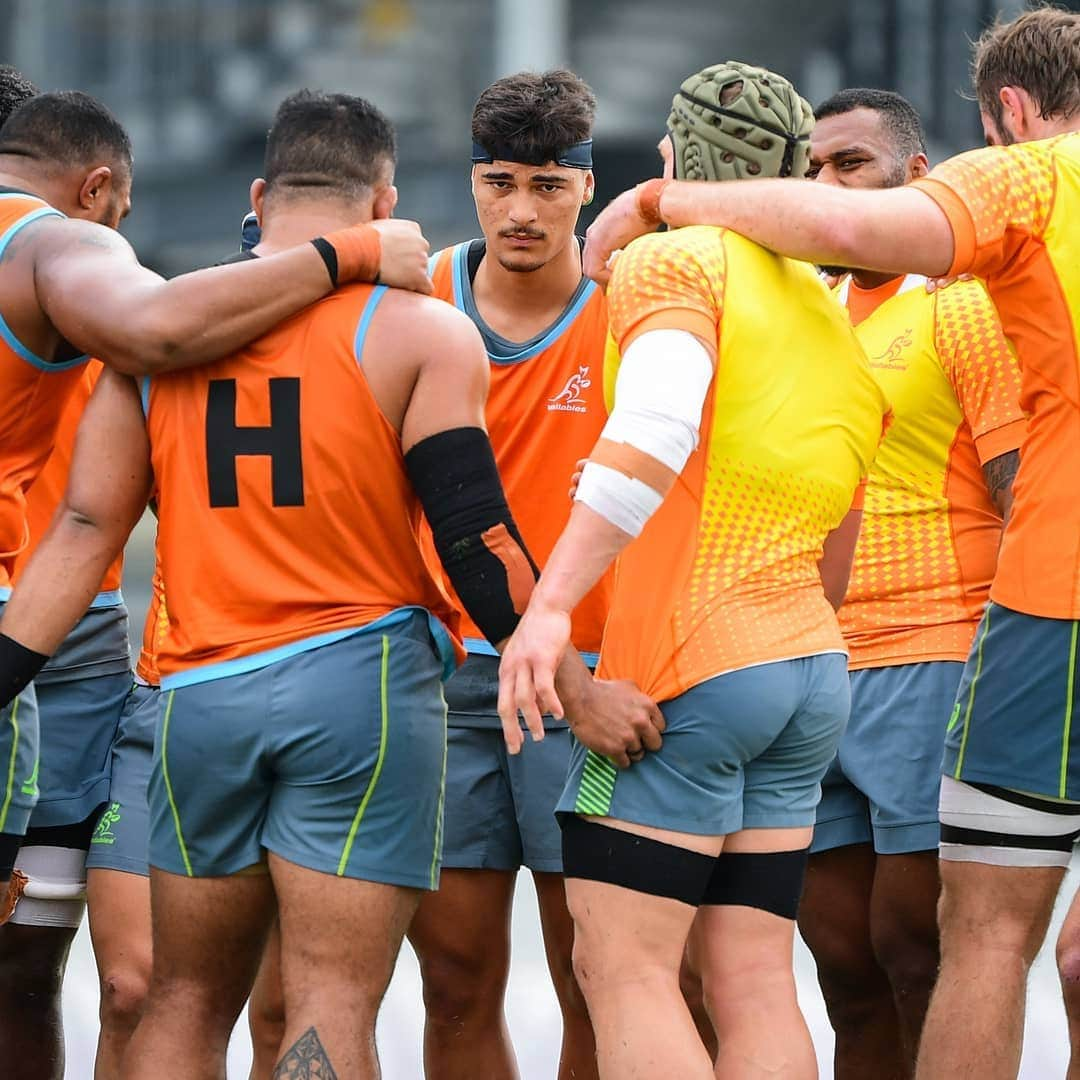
[0,5,1078,1079]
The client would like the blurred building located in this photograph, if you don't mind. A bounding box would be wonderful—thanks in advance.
[3,0,1068,271]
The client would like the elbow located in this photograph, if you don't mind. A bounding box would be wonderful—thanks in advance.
[105,314,185,375]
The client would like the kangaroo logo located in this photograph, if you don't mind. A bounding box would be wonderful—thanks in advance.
[548,365,592,412]
[872,331,913,369]
[92,802,122,845]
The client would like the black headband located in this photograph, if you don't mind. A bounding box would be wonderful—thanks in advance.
[675,88,808,177]
[471,138,593,169]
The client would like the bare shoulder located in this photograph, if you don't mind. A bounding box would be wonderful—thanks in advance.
[32,217,135,262]
[375,288,486,369]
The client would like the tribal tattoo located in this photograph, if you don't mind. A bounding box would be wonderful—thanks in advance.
[272,1027,339,1080]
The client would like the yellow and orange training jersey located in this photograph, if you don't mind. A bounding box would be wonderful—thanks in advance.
[430,241,612,660]
[0,191,89,596]
[601,226,890,703]
[136,559,166,687]
[144,283,463,687]
[13,360,125,604]
[912,133,1080,619]
[836,274,1025,669]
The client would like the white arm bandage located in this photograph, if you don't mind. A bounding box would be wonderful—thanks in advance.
[575,329,713,537]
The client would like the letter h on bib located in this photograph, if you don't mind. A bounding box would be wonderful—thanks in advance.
[205,377,304,508]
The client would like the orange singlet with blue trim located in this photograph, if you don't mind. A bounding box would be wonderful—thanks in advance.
[0,191,89,598]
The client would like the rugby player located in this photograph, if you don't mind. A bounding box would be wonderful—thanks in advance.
[499,62,890,1078]
[411,69,610,1080]
[244,71,652,1079]
[0,90,657,1079]
[582,9,1080,1077]
[799,88,1024,1079]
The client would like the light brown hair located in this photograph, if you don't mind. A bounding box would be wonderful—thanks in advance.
[973,5,1080,127]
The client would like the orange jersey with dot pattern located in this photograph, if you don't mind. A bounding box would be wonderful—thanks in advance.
[912,132,1080,618]
[836,274,1025,669]
[430,242,612,658]
[145,284,462,680]
[0,193,89,593]
[601,226,890,702]
[13,360,124,598]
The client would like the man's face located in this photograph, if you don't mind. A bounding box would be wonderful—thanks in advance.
[471,159,591,273]
[807,108,908,190]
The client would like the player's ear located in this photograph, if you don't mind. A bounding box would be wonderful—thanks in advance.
[372,184,398,221]
[907,153,930,181]
[582,171,595,207]
[249,178,266,226]
[999,86,1027,138]
[78,166,112,212]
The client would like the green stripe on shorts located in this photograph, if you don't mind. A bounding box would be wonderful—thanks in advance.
[0,697,19,833]
[953,606,991,779]
[575,749,617,816]
[160,690,194,877]
[337,634,391,876]
[1060,621,1079,799]
[429,695,448,889]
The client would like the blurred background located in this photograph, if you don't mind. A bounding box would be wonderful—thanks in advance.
[4,0,1080,1076]
[8,0,1079,272]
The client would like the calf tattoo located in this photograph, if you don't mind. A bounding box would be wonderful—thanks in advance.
[273,1027,338,1079]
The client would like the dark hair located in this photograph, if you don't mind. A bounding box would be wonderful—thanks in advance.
[814,88,926,158]
[0,65,38,129]
[264,91,397,200]
[0,90,132,174]
[974,5,1080,127]
[472,69,596,164]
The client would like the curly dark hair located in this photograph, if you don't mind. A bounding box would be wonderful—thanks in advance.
[472,69,596,165]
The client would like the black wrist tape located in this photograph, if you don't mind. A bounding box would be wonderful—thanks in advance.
[310,236,339,288]
[0,633,49,711]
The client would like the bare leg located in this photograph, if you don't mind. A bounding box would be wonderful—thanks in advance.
[0,921,78,1080]
[122,866,276,1080]
[566,818,720,1080]
[248,919,285,1080]
[87,869,152,1079]
[682,928,718,1063]
[917,860,1063,1080]
[534,870,598,1080]
[699,827,816,1080]
[1056,884,1080,1080]
[408,868,519,1079]
[869,851,940,1070]
[799,844,904,1079]
[270,852,420,1080]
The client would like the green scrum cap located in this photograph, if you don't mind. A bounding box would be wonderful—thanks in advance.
[667,61,814,181]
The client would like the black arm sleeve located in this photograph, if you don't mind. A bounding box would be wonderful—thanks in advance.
[405,427,539,646]
[0,633,49,711]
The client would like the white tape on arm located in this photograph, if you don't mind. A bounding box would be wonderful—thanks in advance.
[575,329,713,536]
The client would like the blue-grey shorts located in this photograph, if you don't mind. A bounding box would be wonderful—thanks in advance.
[443,655,570,873]
[29,671,131,832]
[813,661,962,855]
[558,654,850,836]
[944,601,1080,800]
[148,613,449,888]
[0,606,38,838]
[86,682,159,876]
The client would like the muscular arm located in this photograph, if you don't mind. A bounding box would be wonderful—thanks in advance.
[0,368,151,654]
[983,449,1019,522]
[584,180,957,282]
[29,218,343,375]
